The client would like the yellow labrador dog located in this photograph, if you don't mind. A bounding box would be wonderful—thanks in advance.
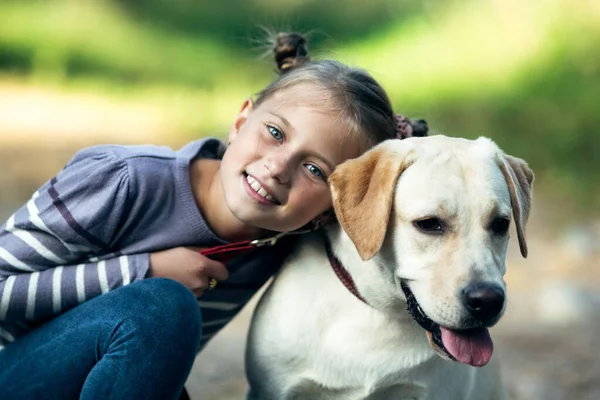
[246,135,534,400]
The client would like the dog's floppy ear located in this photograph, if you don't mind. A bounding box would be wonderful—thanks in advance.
[329,142,413,261]
[497,154,534,258]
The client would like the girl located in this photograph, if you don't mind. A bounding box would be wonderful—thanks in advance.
[0,32,425,399]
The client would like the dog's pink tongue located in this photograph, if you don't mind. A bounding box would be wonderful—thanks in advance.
[440,327,494,367]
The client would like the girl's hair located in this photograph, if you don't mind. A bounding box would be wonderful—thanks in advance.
[254,32,399,151]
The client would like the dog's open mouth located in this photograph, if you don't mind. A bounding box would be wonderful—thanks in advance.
[400,281,494,367]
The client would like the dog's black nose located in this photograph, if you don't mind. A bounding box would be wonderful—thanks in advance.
[462,282,505,323]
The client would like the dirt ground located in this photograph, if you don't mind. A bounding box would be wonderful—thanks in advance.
[1,85,598,399]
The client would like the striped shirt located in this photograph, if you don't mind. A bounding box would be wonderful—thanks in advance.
[0,138,295,351]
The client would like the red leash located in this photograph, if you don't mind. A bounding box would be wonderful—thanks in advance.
[199,241,257,263]
[199,231,301,262]
[199,230,314,289]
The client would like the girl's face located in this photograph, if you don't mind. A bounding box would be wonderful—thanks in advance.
[220,84,362,233]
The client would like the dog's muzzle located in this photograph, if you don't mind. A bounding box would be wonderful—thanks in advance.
[400,281,496,367]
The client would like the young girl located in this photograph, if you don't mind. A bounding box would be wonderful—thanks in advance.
[0,32,425,399]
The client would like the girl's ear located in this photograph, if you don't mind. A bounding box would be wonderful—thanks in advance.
[228,98,254,144]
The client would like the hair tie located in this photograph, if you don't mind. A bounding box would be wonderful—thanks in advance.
[395,115,413,139]
[395,115,429,139]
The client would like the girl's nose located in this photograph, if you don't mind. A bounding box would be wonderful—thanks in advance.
[264,154,291,184]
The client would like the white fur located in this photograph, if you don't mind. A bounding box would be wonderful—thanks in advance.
[246,136,521,400]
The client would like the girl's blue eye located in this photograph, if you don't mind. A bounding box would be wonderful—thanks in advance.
[306,164,325,180]
[268,125,283,142]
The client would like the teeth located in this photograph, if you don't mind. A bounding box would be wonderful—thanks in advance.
[245,174,275,202]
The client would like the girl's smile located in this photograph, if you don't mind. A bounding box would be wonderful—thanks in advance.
[242,173,280,205]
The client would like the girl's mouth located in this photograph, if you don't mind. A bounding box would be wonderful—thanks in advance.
[243,173,280,205]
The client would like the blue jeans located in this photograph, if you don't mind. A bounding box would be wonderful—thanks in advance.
[0,278,202,400]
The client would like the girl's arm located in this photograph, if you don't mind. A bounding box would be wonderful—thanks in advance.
[0,147,150,321]
[0,253,149,321]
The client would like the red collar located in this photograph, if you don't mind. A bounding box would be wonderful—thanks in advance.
[324,238,368,304]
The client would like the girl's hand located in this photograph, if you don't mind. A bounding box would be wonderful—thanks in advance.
[149,247,229,297]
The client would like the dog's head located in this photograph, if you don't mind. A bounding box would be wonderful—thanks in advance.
[329,135,534,367]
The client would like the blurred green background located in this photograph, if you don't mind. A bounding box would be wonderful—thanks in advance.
[1,0,598,217]
[1,1,599,398]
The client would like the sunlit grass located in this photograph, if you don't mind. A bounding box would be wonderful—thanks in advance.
[341,0,598,105]
[0,0,281,136]
[2,0,596,130]
[0,0,260,88]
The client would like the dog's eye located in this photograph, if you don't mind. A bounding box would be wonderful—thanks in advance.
[414,218,444,234]
[490,217,510,235]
